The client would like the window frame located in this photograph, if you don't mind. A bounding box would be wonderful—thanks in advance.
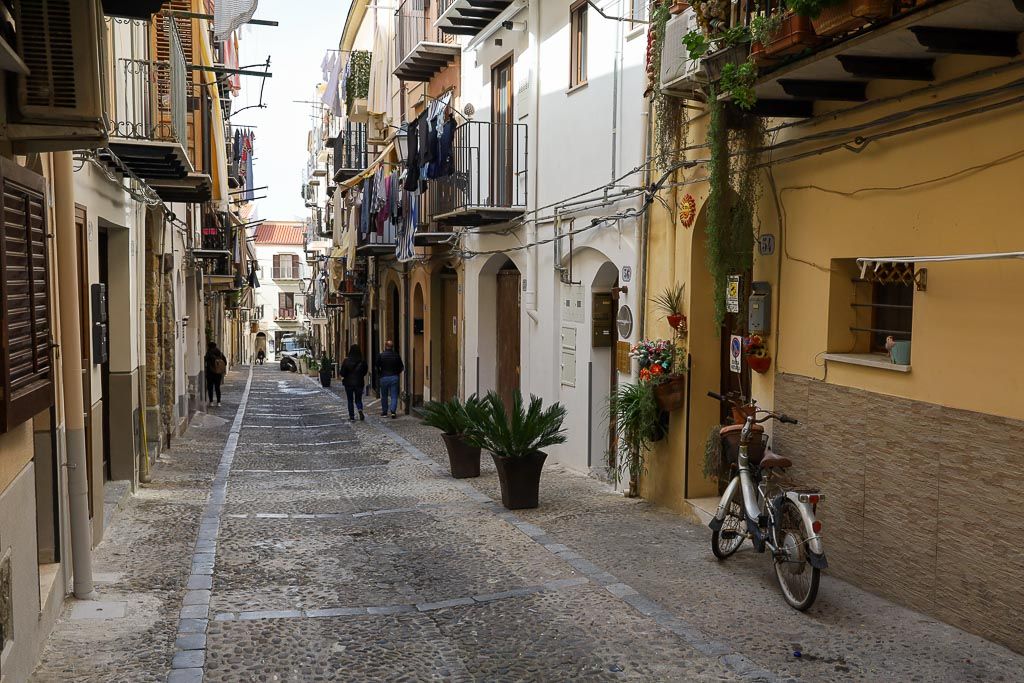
[570,0,589,89]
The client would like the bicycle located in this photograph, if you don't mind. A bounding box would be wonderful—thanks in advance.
[706,391,828,610]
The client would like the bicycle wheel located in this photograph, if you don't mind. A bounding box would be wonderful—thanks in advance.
[773,499,820,610]
[711,494,745,559]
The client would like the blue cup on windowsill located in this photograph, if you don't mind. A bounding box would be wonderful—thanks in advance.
[889,341,911,365]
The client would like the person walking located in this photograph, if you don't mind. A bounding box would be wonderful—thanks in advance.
[205,341,227,406]
[256,348,266,365]
[339,344,368,421]
[376,340,404,419]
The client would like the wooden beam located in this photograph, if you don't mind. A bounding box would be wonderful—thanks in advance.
[836,55,935,81]
[779,79,868,102]
[909,27,1020,57]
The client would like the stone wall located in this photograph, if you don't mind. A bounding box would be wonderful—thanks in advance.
[773,373,1024,652]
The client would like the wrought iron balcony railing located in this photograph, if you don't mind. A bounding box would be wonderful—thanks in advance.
[428,120,527,227]
[333,125,369,181]
[106,15,188,152]
[275,308,297,321]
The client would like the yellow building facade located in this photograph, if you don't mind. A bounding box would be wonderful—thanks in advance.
[642,10,1024,653]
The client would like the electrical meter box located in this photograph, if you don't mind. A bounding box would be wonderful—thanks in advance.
[748,281,771,334]
[91,283,107,323]
[93,322,109,365]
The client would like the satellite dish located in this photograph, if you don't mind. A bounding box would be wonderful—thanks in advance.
[463,102,475,118]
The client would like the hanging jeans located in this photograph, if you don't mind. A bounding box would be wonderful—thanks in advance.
[379,374,400,415]
[344,384,364,419]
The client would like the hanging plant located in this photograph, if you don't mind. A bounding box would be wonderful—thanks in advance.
[608,381,662,497]
[345,50,371,114]
[704,90,765,325]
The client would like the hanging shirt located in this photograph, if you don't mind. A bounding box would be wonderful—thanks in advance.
[437,118,456,178]
[404,115,420,191]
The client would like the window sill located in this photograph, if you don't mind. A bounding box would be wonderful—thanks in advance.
[626,25,646,41]
[824,353,911,373]
[566,81,588,96]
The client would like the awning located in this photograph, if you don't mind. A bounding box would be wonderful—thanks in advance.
[857,251,1024,278]
[197,18,230,209]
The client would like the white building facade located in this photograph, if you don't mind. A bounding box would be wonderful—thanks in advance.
[252,222,311,359]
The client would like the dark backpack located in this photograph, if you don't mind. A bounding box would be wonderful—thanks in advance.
[213,357,226,376]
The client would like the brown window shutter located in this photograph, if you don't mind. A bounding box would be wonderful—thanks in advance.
[292,254,300,276]
[1,158,54,433]
[272,254,280,279]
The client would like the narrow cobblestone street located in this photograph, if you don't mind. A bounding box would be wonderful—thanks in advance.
[31,366,1024,682]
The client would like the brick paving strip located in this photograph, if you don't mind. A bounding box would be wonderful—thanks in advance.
[210,576,591,623]
[167,366,255,683]
[308,377,782,683]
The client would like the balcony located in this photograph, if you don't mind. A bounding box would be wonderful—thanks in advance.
[98,14,211,202]
[357,221,399,256]
[436,0,517,38]
[721,0,1024,118]
[275,308,297,321]
[395,0,460,81]
[202,254,238,290]
[333,125,370,182]
[429,120,527,228]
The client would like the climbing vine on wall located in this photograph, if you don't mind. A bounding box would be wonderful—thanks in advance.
[345,50,371,114]
[704,92,766,326]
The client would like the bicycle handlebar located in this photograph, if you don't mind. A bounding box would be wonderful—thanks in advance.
[707,391,798,425]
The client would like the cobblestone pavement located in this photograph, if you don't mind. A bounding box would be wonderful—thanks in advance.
[32,365,1024,682]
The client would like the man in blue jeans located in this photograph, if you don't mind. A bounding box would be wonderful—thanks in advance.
[376,340,404,419]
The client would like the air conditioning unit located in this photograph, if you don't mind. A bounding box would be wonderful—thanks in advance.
[660,8,704,101]
[7,0,107,152]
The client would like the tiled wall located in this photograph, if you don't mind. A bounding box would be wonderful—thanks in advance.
[773,373,1023,653]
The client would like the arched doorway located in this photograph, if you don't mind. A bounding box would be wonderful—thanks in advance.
[591,261,619,469]
[495,260,521,408]
[387,282,401,352]
[437,266,459,401]
[255,332,267,362]
[412,283,425,406]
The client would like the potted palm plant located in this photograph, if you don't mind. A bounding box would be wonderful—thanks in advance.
[464,390,567,510]
[421,396,482,478]
[653,283,686,331]
[319,354,335,387]
[609,382,662,497]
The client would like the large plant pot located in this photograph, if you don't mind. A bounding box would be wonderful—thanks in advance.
[319,370,332,387]
[652,374,686,412]
[491,451,547,510]
[441,433,481,479]
[812,0,890,37]
[764,14,819,57]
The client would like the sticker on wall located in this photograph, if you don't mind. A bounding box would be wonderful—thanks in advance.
[679,194,697,228]
[726,275,741,314]
[730,335,743,374]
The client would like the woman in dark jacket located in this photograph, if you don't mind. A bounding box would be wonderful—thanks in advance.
[339,345,368,421]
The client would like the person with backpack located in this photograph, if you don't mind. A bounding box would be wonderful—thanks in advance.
[205,341,227,406]
[339,344,368,421]
[376,340,404,419]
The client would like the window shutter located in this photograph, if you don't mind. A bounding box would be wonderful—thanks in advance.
[272,254,280,279]
[1,158,54,433]
[292,254,300,277]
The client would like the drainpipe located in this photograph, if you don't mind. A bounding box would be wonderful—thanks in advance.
[525,0,540,319]
[53,151,96,600]
[636,100,654,342]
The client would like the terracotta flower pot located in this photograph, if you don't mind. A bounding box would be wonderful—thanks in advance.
[653,374,686,412]
[666,313,685,331]
[491,451,547,509]
[668,1,690,15]
[747,354,772,374]
[812,0,891,37]
[764,14,819,57]
[441,433,481,479]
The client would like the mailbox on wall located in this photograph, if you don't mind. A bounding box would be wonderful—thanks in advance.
[592,293,614,347]
[91,283,109,365]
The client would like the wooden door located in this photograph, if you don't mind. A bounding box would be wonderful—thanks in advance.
[491,57,513,207]
[440,275,459,401]
[75,207,94,519]
[496,269,521,408]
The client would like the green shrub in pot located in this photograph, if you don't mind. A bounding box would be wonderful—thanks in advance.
[421,396,483,478]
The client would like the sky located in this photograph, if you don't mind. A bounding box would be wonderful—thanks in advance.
[229,0,350,222]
